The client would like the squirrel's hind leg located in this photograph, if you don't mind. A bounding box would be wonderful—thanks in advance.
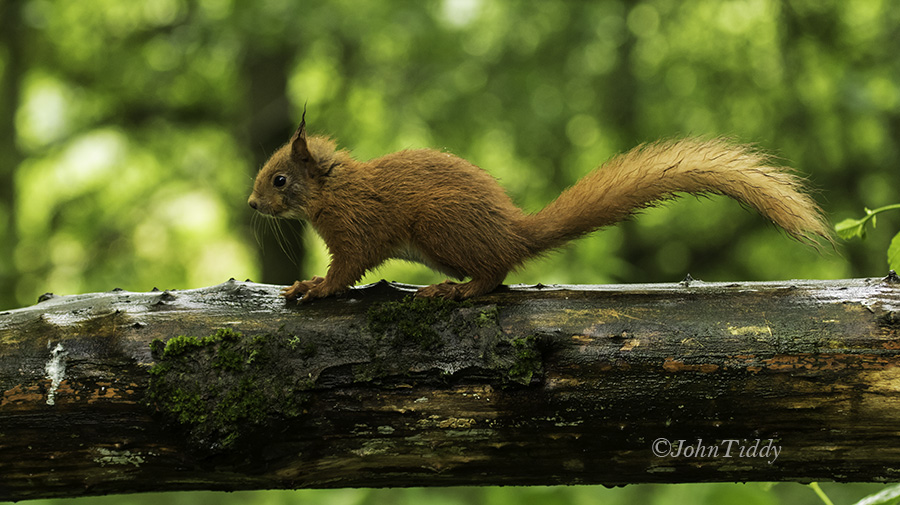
[416,272,505,300]
[415,280,460,299]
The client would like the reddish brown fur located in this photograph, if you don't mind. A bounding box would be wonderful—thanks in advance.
[248,120,829,301]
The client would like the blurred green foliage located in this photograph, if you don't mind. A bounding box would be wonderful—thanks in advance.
[3,0,900,311]
[2,482,899,505]
[1,0,899,502]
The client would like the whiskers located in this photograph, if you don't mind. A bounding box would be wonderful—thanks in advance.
[251,213,304,265]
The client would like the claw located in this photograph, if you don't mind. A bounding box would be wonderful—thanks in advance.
[281,276,326,301]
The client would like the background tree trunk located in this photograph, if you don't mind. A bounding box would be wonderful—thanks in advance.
[0,0,24,312]
[2,277,900,501]
[239,43,306,287]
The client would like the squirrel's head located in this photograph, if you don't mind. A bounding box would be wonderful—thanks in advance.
[248,111,340,220]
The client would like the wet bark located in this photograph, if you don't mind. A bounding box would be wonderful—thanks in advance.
[2,277,900,501]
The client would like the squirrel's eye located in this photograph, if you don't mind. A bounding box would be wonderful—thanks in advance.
[273,175,287,187]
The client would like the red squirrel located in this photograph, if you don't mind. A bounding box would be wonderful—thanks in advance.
[248,113,829,301]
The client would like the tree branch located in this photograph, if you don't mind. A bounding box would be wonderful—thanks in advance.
[2,277,900,500]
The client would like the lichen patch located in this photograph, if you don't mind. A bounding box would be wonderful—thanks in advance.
[45,342,68,406]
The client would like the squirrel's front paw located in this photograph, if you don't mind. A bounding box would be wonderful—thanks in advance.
[281,276,326,301]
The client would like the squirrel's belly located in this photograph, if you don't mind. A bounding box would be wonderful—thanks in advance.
[391,243,465,280]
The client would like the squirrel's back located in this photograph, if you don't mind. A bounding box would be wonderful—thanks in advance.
[364,148,532,280]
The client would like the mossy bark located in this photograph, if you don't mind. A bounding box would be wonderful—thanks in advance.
[2,277,900,500]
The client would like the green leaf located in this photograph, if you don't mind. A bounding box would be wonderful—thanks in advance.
[835,217,868,240]
[889,232,900,272]
[851,483,900,505]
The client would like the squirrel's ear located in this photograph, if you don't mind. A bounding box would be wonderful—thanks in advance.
[290,108,312,163]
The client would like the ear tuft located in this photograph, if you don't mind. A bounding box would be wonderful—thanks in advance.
[290,105,311,163]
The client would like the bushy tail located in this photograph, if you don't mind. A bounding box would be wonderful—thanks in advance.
[523,138,830,253]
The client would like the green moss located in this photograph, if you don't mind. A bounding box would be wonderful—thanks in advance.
[367,295,472,350]
[286,334,317,358]
[359,296,479,381]
[475,306,500,327]
[145,303,544,450]
[169,388,206,424]
[149,338,165,357]
[508,335,542,384]
[363,297,542,386]
[154,328,241,359]
[158,334,204,357]
[146,328,317,450]
[211,346,245,372]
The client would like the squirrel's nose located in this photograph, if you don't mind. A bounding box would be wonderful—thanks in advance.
[248,198,258,210]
